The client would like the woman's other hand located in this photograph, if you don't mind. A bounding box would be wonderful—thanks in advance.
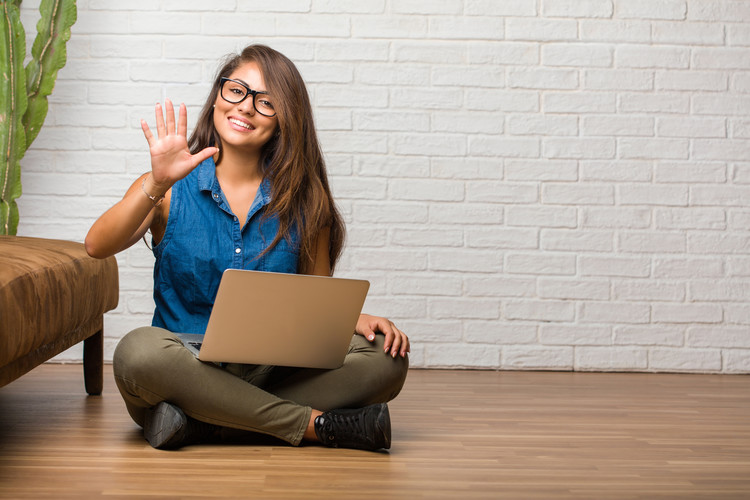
[356,313,410,358]
[141,100,218,194]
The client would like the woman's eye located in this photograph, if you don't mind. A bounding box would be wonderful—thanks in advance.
[259,99,274,109]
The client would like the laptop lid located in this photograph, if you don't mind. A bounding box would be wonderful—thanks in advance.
[196,269,370,369]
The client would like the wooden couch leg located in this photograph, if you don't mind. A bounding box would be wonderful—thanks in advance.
[84,329,104,395]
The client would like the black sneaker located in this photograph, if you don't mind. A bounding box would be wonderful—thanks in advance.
[143,401,219,449]
[314,403,391,451]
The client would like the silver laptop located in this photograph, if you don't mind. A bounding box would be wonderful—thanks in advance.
[177,269,370,369]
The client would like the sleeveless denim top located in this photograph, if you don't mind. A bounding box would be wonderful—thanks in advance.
[151,157,299,335]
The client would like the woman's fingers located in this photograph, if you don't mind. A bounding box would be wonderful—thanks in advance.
[138,101,208,189]
[382,320,409,358]
[192,146,220,168]
[155,102,166,138]
[391,325,409,357]
[165,99,176,135]
[153,100,181,138]
[177,102,188,138]
[140,119,155,147]
[383,323,398,355]
[398,326,411,356]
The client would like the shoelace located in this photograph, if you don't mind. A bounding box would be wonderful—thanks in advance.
[324,412,368,441]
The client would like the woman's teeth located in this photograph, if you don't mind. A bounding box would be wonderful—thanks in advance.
[229,118,251,129]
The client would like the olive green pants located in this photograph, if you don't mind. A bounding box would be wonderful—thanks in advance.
[113,327,408,445]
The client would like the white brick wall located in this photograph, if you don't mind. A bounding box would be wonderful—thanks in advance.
[17,0,750,373]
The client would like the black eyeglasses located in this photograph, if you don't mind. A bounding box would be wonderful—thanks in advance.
[219,77,277,117]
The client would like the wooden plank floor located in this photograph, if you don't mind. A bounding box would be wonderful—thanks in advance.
[0,365,748,499]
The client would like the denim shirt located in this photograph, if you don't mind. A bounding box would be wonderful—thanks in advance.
[151,157,299,335]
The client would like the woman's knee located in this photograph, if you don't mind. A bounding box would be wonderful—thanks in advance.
[350,335,409,402]
[382,352,409,401]
[113,326,181,380]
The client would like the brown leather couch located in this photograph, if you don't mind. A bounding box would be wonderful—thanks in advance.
[0,236,119,394]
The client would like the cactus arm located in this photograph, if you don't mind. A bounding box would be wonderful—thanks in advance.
[23,0,76,148]
[0,0,27,235]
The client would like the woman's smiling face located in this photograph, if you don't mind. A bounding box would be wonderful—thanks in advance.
[213,61,278,154]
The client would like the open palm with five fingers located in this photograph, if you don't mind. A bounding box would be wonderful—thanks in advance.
[141,99,219,193]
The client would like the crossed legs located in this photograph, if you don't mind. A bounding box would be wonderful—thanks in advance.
[113,327,408,447]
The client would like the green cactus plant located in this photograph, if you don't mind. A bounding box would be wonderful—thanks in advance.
[0,0,77,235]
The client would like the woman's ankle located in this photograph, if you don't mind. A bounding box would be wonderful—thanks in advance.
[303,409,324,442]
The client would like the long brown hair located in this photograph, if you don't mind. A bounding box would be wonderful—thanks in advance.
[189,45,345,274]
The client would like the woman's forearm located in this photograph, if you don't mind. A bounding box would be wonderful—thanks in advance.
[85,173,162,259]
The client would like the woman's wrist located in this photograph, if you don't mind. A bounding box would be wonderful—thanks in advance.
[141,174,168,207]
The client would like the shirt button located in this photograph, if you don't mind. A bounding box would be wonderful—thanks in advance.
[235,248,241,254]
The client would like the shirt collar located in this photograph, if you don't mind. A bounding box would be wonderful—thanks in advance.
[197,157,219,193]
[197,157,272,207]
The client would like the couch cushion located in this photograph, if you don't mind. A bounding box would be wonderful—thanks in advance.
[0,236,119,367]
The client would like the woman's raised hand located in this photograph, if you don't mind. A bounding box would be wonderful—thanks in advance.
[141,100,218,192]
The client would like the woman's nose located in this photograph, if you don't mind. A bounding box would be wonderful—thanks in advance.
[237,95,255,115]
